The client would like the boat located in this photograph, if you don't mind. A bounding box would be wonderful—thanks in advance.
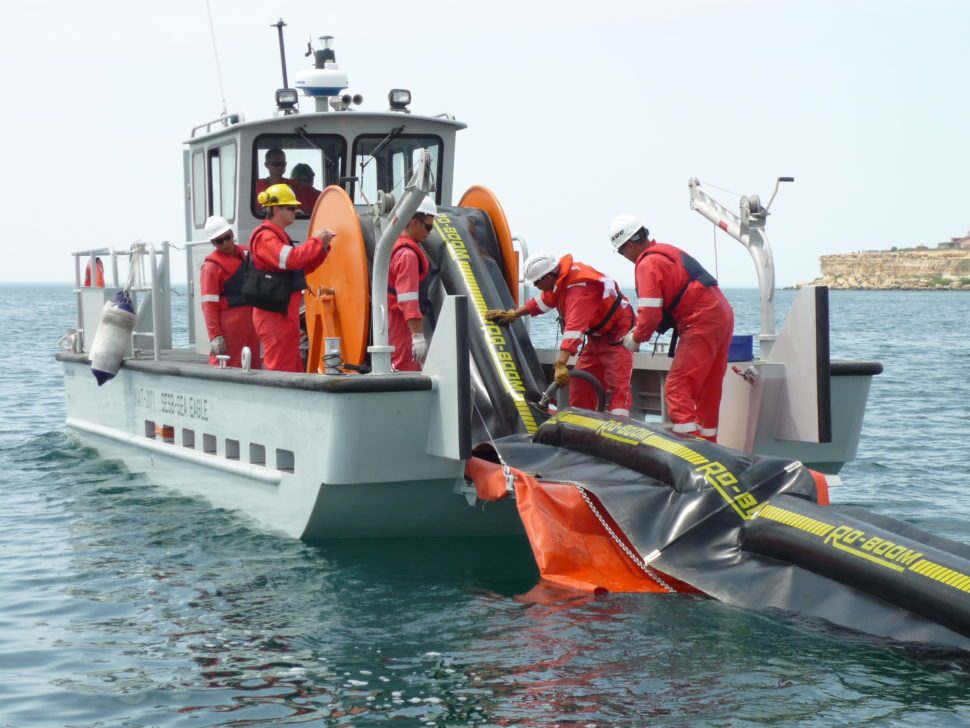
[56,28,970,653]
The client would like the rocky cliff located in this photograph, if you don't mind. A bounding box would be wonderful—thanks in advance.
[801,249,970,290]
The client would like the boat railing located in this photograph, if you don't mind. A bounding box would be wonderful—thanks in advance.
[190,112,244,138]
[70,242,173,361]
[512,235,531,333]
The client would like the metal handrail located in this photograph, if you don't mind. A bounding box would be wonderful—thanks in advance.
[512,236,530,332]
[70,242,173,362]
[190,112,244,137]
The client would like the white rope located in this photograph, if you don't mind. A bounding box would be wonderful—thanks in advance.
[125,243,146,292]
[472,403,515,493]
[473,403,502,461]
[713,223,720,280]
[696,178,744,199]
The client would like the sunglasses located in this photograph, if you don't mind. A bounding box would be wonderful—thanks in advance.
[211,232,234,245]
[617,228,648,254]
[422,222,434,232]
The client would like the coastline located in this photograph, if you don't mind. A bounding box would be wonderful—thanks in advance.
[795,248,970,290]
[794,276,970,290]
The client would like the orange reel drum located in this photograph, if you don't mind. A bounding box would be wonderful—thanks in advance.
[303,186,370,372]
[458,185,518,305]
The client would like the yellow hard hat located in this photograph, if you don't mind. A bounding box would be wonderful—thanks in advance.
[258,183,300,207]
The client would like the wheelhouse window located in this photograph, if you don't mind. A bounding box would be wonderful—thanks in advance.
[352,134,443,206]
[251,134,346,218]
[191,150,206,228]
[208,142,237,222]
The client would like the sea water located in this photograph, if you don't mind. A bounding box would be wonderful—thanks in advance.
[2,283,970,727]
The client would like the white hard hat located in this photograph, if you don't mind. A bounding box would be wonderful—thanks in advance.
[204,215,232,241]
[416,196,437,216]
[608,213,648,252]
[523,252,559,284]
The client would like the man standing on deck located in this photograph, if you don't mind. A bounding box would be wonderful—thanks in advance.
[387,196,437,371]
[248,184,336,372]
[485,252,634,415]
[200,215,262,369]
[610,213,734,441]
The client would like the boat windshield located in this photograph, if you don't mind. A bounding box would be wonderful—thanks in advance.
[352,134,442,206]
[251,133,346,218]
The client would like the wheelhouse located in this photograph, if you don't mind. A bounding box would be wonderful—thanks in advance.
[183,111,464,244]
[182,108,465,347]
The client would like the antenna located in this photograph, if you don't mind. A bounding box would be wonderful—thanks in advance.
[271,18,289,89]
[206,0,228,116]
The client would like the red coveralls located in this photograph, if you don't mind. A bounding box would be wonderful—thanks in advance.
[293,183,321,214]
[254,178,292,196]
[248,221,330,372]
[387,235,430,372]
[524,255,634,414]
[632,242,734,439]
[200,246,262,369]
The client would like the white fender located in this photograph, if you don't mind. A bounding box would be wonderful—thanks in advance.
[89,291,135,386]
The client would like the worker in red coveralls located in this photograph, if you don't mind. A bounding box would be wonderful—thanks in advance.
[254,148,290,200]
[199,215,261,369]
[387,196,437,371]
[289,163,321,214]
[485,252,635,415]
[249,184,336,372]
[610,213,734,441]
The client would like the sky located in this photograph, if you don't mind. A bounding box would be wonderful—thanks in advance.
[2,0,967,288]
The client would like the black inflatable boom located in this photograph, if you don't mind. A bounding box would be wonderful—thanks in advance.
[423,207,547,439]
[491,409,970,652]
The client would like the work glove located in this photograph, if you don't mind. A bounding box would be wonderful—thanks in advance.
[210,336,227,356]
[553,361,570,388]
[485,309,518,325]
[412,332,428,365]
[620,330,641,352]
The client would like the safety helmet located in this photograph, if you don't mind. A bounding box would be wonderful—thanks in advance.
[258,183,300,207]
[416,195,437,217]
[523,252,559,285]
[608,213,648,252]
[203,215,232,240]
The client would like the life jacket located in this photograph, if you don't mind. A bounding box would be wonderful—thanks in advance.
[546,255,627,337]
[251,222,308,292]
[83,258,105,287]
[388,236,434,321]
[203,250,249,308]
[637,243,717,335]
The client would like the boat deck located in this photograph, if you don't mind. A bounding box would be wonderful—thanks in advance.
[56,349,433,393]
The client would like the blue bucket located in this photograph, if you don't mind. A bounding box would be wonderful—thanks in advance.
[728,334,753,362]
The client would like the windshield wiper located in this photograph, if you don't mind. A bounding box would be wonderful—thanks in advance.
[360,124,405,170]
[293,124,335,167]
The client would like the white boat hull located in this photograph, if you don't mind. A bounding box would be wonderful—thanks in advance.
[60,355,522,539]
